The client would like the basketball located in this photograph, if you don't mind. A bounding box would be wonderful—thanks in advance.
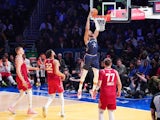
[91,8,98,17]
[104,14,111,22]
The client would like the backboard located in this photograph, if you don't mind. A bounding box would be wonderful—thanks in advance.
[90,0,131,22]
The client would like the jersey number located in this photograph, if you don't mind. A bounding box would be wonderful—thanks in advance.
[105,73,115,86]
[46,63,53,73]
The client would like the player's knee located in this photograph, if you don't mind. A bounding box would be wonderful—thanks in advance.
[79,81,84,84]
[92,67,99,73]
[99,108,104,113]
[50,94,55,99]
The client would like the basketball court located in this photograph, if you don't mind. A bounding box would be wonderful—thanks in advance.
[0,85,152,120]
[0,0,159,120]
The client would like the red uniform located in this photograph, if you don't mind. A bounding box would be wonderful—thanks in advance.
[99,68,118,110]
[45,59,64,94]
[16,62,31,91]
[1,72,11,78]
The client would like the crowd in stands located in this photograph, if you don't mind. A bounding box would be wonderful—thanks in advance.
[0,0,38,55]
[0,0,159,99]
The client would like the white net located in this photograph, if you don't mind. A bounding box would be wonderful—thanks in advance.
[94,17,106,32]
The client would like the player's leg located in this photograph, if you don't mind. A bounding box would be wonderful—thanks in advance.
[108,110,115,120]
[99,108,105,120]
[90,56,99,99]
[77,55,90,99]
[92,67,99,89]
[7,75,17,86]
[107,104,116,120]
[8,90,26,114]
[58,92,65,117]
[77,68,88,99]
[78,68,88,90]
[98,99,106,120]
[26,89,37,114]
[43,93,55,117]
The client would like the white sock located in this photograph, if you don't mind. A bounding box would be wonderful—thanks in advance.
[26,89,33,109]
[59,93,64,115]
[78,69,88,91]
[11,90,25,108]
[45,94,55,109]
[99,109,104,120]
[108,110,115,120]
[7,76,16,85]
[92,68,99,91]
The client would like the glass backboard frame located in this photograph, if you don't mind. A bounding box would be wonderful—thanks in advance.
[90,0,131,22]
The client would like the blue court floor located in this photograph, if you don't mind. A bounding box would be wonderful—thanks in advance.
[0,85,152,111]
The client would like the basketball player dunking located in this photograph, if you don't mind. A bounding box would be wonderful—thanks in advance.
[42,49,65,118]
[77,11,100,99]
[8,47,39,114]
[93,58,122,120]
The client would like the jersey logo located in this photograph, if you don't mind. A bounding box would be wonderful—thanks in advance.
[92,42,97,48]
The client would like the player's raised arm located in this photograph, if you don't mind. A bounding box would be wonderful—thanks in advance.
[84,13,91,44]
[54,59,65,81]
[115,70,122,97]
[93,19,100,38]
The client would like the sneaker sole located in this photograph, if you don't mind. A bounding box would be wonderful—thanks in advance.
[8,108,15,114]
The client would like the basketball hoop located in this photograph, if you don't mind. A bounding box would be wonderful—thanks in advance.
[94,17,106,32]
[93,14,111,32]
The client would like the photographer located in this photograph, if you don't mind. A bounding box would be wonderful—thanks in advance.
[126,59,148,98]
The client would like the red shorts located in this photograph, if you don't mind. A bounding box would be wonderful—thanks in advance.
[48,78,64,94]
[0,72,11,78]
[99,94,116,110]
[16,77,32,91]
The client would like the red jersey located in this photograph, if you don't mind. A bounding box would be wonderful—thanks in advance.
[45,59,60,79]
[45,59,63,94]
[98,68,118,110]
[16,62,31,91]
[99,68,117,96]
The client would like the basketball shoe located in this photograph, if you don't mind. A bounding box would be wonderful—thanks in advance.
[8,106,15,114]
[27,108,37,114]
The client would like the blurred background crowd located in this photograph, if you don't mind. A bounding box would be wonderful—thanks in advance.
[0,0,159,99]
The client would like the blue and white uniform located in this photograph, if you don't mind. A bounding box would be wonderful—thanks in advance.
[83,38,99,70]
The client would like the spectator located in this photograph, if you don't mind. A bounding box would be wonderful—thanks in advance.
[115,58,128,87]
[0,56,17,86]
[36,53,46,85]
[57,53,66,72]
[114,38,123,57]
